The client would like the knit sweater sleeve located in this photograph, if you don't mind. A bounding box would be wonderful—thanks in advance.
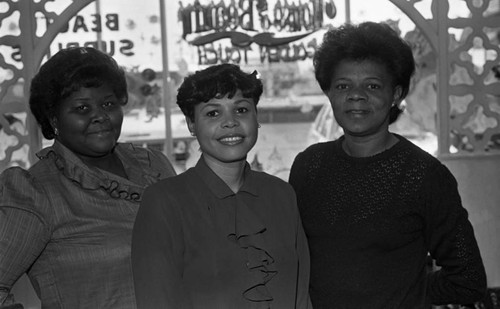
[423,163,487,305]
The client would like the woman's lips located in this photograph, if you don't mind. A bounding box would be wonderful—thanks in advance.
[218,135,244,145]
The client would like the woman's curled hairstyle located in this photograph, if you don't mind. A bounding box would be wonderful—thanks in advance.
[177,63,263,122]
[313,22,416,123]
[29,47,128,139]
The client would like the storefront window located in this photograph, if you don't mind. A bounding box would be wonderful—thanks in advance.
[2,0,497,177]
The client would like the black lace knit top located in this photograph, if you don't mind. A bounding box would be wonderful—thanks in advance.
[289,134,486,309]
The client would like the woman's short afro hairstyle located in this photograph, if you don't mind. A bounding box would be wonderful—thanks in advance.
[313,22,416,123]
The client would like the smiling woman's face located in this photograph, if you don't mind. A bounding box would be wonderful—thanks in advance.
[52,83,123,160]
[187,90,258,166]
[326,59,401,139]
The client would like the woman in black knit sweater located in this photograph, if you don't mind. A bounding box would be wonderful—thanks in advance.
[289,22,486,308]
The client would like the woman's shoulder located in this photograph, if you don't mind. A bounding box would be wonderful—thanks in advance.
[1,166,33,184]
[2,161,55,186]
[116,143,176,177]
[392,135,454,187]
[396,135,442,166]
[0,166,49,213]
[144,167,195,194]
[117,143,165,163]
[139,169,201,216]
[249,169,295,194]
[291,140,338,173]
[251,168,287,183]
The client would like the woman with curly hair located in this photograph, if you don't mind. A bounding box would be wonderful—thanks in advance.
[0,47,176,308]
[289,22,486,308]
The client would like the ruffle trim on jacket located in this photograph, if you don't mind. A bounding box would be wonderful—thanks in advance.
[36,143,163,202]
[227,199,277,308]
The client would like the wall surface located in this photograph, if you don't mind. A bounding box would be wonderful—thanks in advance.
[441,155,500,287]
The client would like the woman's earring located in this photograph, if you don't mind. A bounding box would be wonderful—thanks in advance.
[190,132,195,136]
[54,127,59,136]
[258,123,261,128]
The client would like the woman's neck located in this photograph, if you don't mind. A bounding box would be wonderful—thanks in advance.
[343,132,398,157]
[80,151,128,179]
[202,155,246,193]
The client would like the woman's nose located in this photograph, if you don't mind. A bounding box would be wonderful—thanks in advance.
[347,87,367,101]
[91,106,110,122]
[222,113,238,128]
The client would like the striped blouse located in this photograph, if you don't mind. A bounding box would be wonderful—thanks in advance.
[0,141,176,308]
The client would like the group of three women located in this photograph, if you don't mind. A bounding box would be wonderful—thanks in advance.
[0,21,486,309]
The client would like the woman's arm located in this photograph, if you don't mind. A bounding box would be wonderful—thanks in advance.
[0,168,50,303]
[294,202,313,309]
[424,164,487,305]
[131,182,192,309]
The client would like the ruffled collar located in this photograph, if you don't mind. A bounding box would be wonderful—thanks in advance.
[36,141,163,201]
[193,157,277,307]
